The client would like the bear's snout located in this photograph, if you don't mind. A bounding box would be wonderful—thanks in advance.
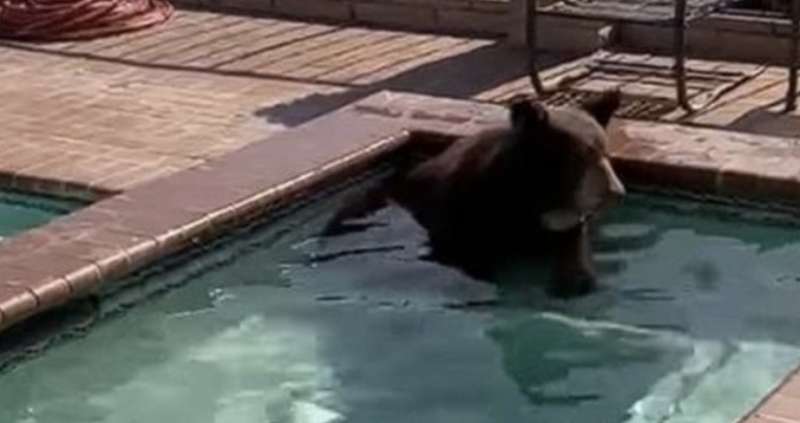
[576,157,626,216]
[603,158,626,205]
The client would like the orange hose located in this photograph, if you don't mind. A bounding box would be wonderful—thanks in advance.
[0,0,173,41]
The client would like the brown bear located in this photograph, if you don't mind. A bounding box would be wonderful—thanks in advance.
[324,90,625,298]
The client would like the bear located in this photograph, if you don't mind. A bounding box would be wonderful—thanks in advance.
[323,90,625,298]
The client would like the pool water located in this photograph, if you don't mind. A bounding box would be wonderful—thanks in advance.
[0,190,83,240]
[2,188,800,423]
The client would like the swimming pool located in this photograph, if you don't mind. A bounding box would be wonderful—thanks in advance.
[1,185,799,423]
[0,190,83,240]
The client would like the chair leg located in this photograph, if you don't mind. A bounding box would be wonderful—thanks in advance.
[786,0,799,112]
[526,0,547,95]
[674,0,693,112]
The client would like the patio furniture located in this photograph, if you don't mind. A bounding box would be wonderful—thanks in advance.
[525,0,800,112]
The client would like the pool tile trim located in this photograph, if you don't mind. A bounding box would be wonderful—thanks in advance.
[1,172,115,202]
[1,90,800,422]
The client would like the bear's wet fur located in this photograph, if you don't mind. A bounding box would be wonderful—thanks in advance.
[324,90,625,298]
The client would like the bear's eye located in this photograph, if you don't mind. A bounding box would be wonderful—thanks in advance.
[580,143,601,163]
[590,135,609,156]
[595,136,608,152]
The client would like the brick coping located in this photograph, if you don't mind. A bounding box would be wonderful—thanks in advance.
[2,90,800,421]
[0,173,115,203]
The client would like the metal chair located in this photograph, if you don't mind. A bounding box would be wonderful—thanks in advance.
[526,0,800,112]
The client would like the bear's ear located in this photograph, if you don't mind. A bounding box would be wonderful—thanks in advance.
[509,96,548,130]
[581,89,621,128]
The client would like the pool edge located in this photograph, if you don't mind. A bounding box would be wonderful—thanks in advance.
[3,88,800,335]
[1,90,800,423]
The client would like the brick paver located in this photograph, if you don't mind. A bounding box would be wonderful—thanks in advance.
[742,369,800,423]
[0,9,533,196]
[0,37,310,193]
[2,8,796,198]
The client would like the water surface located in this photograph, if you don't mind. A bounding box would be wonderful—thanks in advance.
[1,191,799,423]
[0,190,82,240]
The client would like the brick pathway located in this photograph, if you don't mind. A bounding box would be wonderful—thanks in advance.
[0,9,545,196]
[0,8,798,198]
[742,368,800,423]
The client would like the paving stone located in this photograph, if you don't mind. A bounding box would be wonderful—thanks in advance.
[759,395,800,423]
[744,415,800,423]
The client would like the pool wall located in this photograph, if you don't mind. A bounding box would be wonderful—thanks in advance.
[1,90,800,422]
[0,190,86,239]
[0,168,114,204]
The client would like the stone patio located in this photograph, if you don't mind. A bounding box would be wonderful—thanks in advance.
[0,9,545,197]
[1,9,800,200]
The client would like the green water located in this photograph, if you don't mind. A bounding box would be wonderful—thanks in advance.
[0,191,82,239]
[2,189,800,423]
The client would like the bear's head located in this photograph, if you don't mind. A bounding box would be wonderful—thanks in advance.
[507,90,625,231]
